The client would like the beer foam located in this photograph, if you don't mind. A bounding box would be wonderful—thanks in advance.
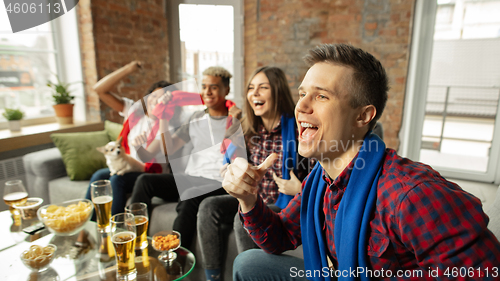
[135,215,148,225]
[93,195,113,204]
[112,231,136,243]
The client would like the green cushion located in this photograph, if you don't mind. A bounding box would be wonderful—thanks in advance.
[51,131,110,181]
[104,120,123,141]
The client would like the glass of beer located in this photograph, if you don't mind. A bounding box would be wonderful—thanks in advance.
[91,180,113,233]
[125,203,149,249]
[3,180,28,215]
[110,213,137,280]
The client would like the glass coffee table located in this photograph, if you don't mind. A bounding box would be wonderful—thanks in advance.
[0,210,195,280]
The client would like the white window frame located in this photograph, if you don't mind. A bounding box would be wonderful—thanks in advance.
[52,6,85,123]
[167,0,244,107]
[400,0,500,184]
[0,6,85,129]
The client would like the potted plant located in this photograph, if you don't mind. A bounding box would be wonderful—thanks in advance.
[2,108,24,132]
[48,77,75,125]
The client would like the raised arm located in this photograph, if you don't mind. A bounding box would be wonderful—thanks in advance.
[92,61,142,113]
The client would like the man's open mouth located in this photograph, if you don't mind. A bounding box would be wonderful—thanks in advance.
[300,122,319,141]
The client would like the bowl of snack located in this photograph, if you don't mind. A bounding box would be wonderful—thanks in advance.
[20,244,57,272]
[37,199,93,236]
[14,197,44,220]
[152,230,181,262]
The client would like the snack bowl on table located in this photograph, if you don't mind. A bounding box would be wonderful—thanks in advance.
[14,197,44,220]
[152,230,181,263]
[37,199,93,236]
[20,244,57,272]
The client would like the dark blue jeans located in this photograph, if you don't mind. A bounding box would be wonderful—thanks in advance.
[85,168,144,218]
[129,173,227,250]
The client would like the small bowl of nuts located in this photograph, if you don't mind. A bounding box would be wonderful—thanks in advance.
[20,244,57,272]
[152,230,180,263]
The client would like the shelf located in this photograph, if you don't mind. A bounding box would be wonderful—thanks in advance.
[0,121,104,153]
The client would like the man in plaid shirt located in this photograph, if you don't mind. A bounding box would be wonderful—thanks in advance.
[222,44,500,280]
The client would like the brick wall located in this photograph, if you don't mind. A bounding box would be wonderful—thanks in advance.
[244,0,415,149]
[79,0,169,123]
[77,0,100,122]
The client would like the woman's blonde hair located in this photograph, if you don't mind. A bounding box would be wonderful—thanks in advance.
[242,66,295,139]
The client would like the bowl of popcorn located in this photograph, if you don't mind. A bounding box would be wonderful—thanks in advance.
[20,244,57,272]
[37,199,93,236]
[152,230,181,262]
[14,197,44,220]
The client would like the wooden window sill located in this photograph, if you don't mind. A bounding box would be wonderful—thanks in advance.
[0,121,105,153]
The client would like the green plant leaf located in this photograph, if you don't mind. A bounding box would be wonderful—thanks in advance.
[47,76,75,104]
[2,108,24,120]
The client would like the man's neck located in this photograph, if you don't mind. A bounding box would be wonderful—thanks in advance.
[208,105,228,117]
[321,140,363,180]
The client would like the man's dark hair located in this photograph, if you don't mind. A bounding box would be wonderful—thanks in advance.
[303,44,389,130]
[146,81,174,95]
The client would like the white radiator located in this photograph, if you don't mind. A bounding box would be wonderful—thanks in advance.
[0,157,27,211]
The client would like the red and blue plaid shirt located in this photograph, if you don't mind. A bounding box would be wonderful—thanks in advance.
[241,148,500,280]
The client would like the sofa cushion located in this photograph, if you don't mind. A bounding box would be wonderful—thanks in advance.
[48,177,89,204]
[24,147,67,179]
[51,130,109,180]
[104,120,123,141]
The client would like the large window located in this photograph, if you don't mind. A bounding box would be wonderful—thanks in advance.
[179,4,235,98]
[0,3,84,126]
[401,0,500,183]
[0,5,58,122]
[168,0,244,107]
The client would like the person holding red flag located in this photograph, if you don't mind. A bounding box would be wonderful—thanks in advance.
[129,66,243,250]
[84,61,176,216]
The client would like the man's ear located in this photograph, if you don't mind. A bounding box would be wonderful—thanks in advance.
[225,86,230,96]
[356,105,376,128]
